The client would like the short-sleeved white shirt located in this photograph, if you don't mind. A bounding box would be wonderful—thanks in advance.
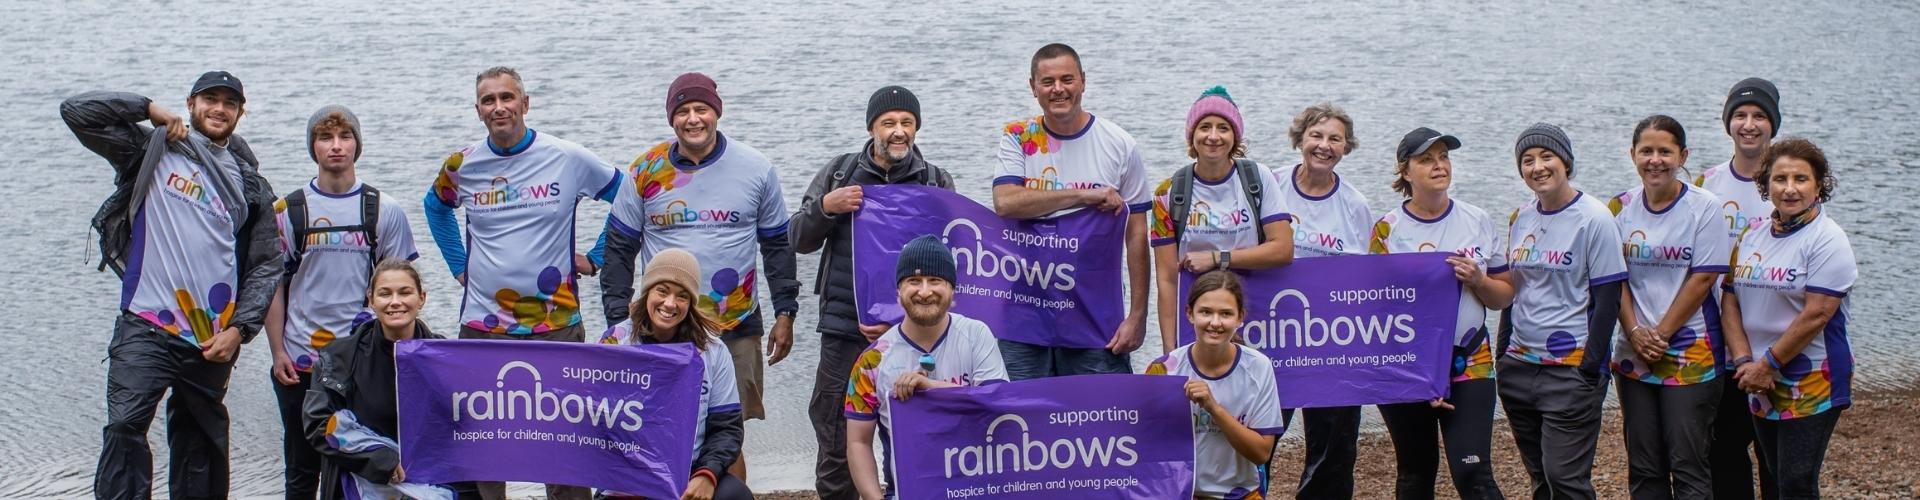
[994,114,1151,218]
[1727,211,1857,420]
[1695,160,1771,240]
[1147,344,1285,499]
[1270,165,1372,258]
[1370,199,1509,381]
[607,135,789,330]
[273,180,419,371]
[843,313,1008,425]
[430,132,619,334]
[1148,164,1293,252]
[1608,184,1732,385]
[1504,192,1630,367]
[596,324,740,454]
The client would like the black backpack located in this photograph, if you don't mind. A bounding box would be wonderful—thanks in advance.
[282,185,383,285]
[1166,159,1268,245]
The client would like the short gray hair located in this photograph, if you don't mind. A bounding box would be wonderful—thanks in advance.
[475,66,524,92]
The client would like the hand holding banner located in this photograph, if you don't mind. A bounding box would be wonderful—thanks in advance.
[396,339,703,498]
[1177,253,1463,408]
[889,374,1195,499]
[853,185,1125,349]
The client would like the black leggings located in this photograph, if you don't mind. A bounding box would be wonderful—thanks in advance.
[1279,406,1361,498]
[1380,378,1503,500]
[1752,409,1843,500]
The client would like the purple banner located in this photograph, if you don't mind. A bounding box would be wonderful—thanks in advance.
[854,185,1125,348]
[890,374,1195,500]
[396,339,703,497]
[1178,253,1462,408]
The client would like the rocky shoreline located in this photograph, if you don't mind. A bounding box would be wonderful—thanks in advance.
[760,390,1920,499]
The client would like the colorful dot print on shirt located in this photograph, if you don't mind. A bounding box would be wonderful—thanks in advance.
[1751,353,1838,419]
[843,339,891,419]
[1506,332,1586,366]
[1612,327,1717,385]
[136,282,235,348]
[700,267,757,330]
[433,151,463,206]
[1005,117,1058,157]
[631,142,695,198]
[1148,178,1177,242]
[1454,328,1496,382]
[465,265,580,334]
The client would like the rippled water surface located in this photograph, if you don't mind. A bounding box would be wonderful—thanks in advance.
[5,0,1917,496]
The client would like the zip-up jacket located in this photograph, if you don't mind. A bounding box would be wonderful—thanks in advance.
[61,91,282,342]
[788,143,953,339]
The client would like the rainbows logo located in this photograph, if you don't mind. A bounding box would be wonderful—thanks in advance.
[1622,229,1694,261]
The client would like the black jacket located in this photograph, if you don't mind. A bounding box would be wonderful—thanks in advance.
[303,321,445,500]
[788,143,953,339]
[61,91,282,342]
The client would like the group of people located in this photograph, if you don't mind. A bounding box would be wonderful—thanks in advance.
[62,41,1855,500]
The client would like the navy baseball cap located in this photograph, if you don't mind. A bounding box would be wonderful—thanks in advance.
[190,71,245,103]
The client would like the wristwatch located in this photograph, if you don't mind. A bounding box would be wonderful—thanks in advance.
[1219,251,1232,270]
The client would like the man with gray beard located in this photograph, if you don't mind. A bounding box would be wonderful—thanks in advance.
[790,85,954,499]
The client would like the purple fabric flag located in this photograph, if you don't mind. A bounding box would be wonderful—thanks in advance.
[889,374,1195,499]
[1178,253,1463,408]
[853,185,1126,348]
[395,339,703,497]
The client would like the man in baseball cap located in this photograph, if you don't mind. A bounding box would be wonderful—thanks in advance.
[62,70,282,498]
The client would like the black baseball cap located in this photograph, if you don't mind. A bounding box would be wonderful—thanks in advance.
[190,71,245,103]
[1396,127,1461,162]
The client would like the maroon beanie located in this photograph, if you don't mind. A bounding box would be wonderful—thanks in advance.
[666,72,722,123]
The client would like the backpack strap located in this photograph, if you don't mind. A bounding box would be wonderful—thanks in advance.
[359,185,383,277]
[1168,164,1197,245]
[284,189,311,271]
[1234,159,1267,244]
[811,153,862,297]
[826,153,860,193]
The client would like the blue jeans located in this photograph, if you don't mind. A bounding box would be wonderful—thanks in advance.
[996,339,1130,380]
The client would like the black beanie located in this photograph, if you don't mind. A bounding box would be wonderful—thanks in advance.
[895,234,956,285]
[867,86,921,129]
[1514,122,1576,178]
[1722,77,1781,138]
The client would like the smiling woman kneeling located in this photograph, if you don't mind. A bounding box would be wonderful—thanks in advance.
[1148,270,1285,499]
[304,258,467,500]
[595,248,752,500]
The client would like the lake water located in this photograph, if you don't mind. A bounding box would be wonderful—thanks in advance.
[5,0,1916,496]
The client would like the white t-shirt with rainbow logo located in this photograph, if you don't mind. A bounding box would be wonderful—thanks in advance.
[1726,211,1856,420]
[1370,199,1509,381]
[1504,192,1629,367]
[1695,160,1770,240]
[994,114,1151,219]
[1147,344,1286,499]
[607,134,789,331]
[1270,165,1372,258]
[430,131,619,334]
[273,180,418,371]
[1607,184,1732,385]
